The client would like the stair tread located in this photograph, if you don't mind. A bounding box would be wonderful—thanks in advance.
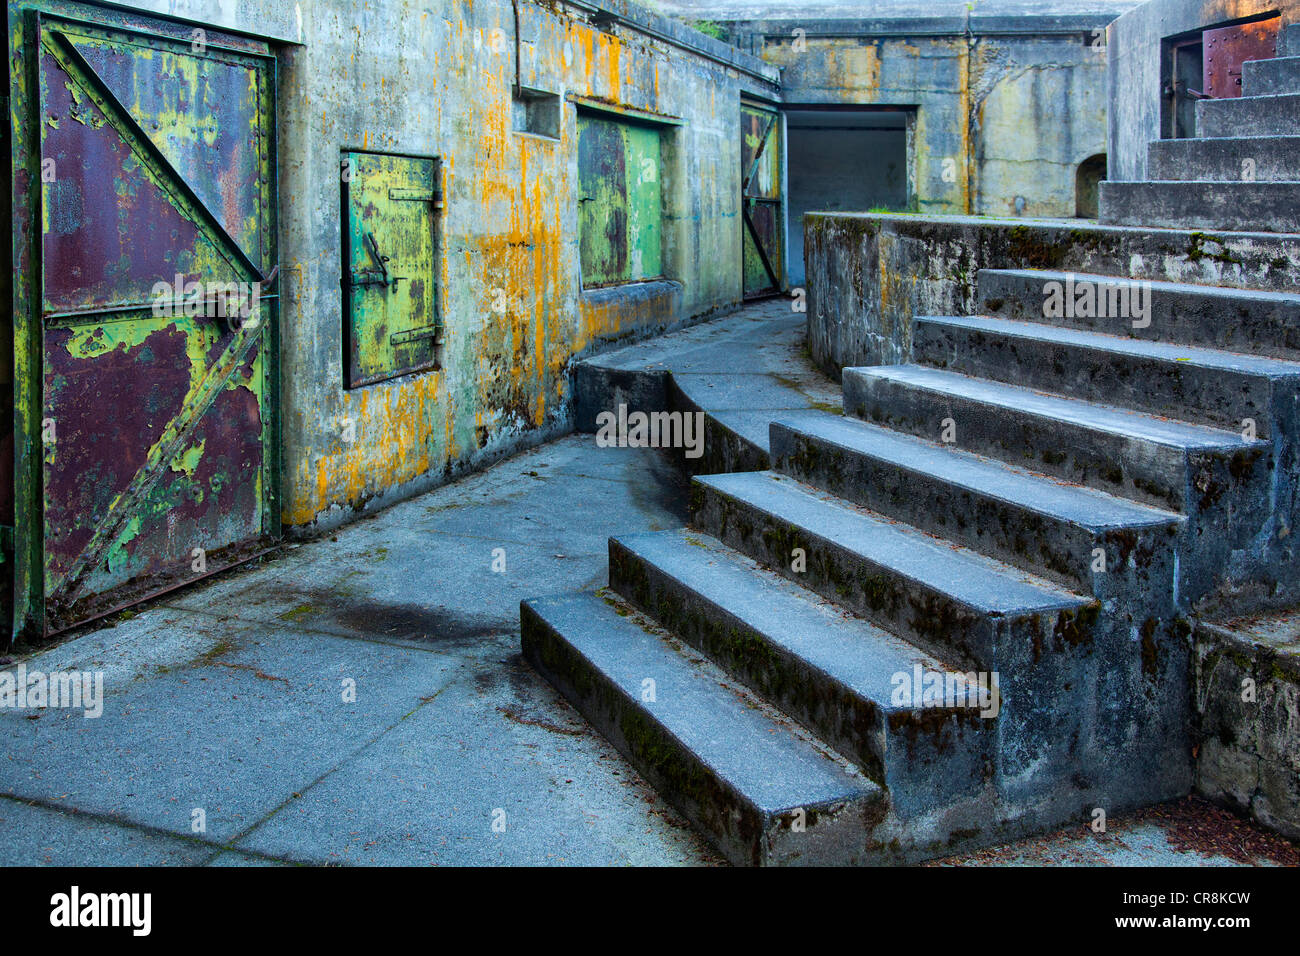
[694,470,1088,615]
[523,590,879,813]
[857,364,1268,451]
[917,314,1300,376]
[772,410,1183,531]
[980,268,1300,306]
[614,527,975,705]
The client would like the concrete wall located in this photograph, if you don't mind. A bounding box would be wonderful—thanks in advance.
[1195,618,1300,841]
[111,0,777,532]
[665,5,1127,222]
[1107,0,1300,181]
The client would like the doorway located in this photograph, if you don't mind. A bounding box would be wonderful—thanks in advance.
[784,108,909,288]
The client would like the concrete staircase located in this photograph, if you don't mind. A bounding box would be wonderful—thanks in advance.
[1101,23,1300,231]
[522,26,1300,866]
[523,250,1300,863]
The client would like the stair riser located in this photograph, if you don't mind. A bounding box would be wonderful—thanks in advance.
[1099,181,1300,232]
[912,319,1296,439]
[977,271,1300,361]
[1148,136,1300,183]
[609,537,994,815]
[843,370,1275,605]
[521,601,884,865]
[845,367,1262,509]
[666,376,771,475]
[1198,95,1300,137]
[770,423,1181,607]
[1243,56,1300,97]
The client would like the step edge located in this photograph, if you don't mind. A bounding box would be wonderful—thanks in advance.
[769,416,1186,532]
[847,364,1272,452]
[521,592,880,816]
[692,471,1092,615]
[611,529,980,704]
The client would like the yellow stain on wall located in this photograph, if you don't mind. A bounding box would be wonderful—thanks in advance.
[288,7,682,527]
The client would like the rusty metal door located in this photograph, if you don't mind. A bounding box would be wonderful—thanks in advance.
[1204,18,1279,99]
[343,151,442,388]
[741,102,784,299]
[14,9,279,635]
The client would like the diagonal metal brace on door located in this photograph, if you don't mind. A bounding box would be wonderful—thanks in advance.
[742,203,781,291]
[42,30,277,603]
[742,112,778,195]
[56,318,270,602]
[45,30,269,281]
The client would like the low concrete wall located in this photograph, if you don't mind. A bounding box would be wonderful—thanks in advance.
[1107,0,1300,182]
[804,211,1300,375]
[1195,617,1300,841]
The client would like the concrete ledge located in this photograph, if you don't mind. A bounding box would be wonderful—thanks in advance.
[804,211,1300,375]
[577,279,686,357]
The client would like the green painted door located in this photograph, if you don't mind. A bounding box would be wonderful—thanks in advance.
[577,113,662,286]
[342,151,441,388]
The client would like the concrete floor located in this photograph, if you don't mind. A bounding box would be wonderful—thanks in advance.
[2,306,1296,867]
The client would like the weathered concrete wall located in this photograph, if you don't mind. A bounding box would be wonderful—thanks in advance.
[1107,0,1300,181]
[804,212,1300,373]
[1194,617,1300,841]
[114,0,777,532]
[662,3,1131,221]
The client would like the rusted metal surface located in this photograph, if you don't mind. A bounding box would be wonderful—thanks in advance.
[343,151,441,388]
[577,112,662,287]
[8,4,279,636]
[741,102,782,297]
[1204,18,1279,100]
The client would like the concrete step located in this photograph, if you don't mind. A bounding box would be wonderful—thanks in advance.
[977,268,1300,361]
[1198,93,1300,138]
[520,590,884,865]
[769,410,1182,600]
[607,528,993,816]
[1148,136,1300,182]
[911,314,1300,437]
[1099,180,1300,232]
[689,469,1093,669]
[842,364,1269,515]
[1288,23,1300,56]
[1243,56,1300,97]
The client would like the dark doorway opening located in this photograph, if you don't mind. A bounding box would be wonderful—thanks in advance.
[1075,154,1107,218]
[785,108,909,287]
